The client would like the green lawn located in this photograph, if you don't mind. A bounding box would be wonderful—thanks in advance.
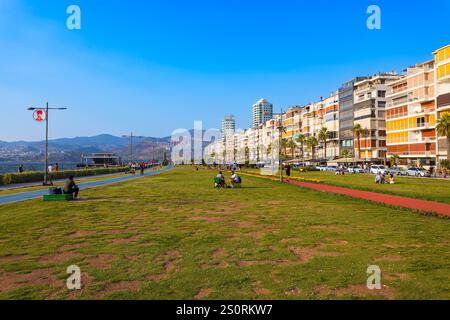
[0,167,449,300]
[288,170,450,204]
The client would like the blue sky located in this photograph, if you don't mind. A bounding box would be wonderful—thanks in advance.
[0,0,449,141]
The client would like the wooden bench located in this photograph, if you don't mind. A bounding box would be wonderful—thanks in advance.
[43,194,74,201]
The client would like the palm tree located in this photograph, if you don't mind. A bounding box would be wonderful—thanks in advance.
[295,134,306,166]
[318,127,329,160]
[353,123,363,159]
[341,149,350,159]
[286,139,297,159]
[390,154,400,167]
[281,138,289,159]
[306,136,318,161]
[437,112,450,162]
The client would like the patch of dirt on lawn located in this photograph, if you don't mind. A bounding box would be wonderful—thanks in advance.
[288,245,340,263]
[237,260,272,267]
[0,269,59,293]
[58,243,86,251]
[253,287,271,295]
[104,280,141,293]
[190,216,225,223]
[315,284,395,299]
[67,230,96,239]
[39,252,84,264]
[285,287,302,296]
[146,250,181,282]
[383,272,411,281]
[195,288,213,299]
[375,255,403,262]
[110,235,141,245]
[212,248,227,259]
[0,255,29,263]
[88,254,118,269]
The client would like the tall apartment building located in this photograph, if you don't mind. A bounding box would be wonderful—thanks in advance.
[434,45,450,162]
[321,92,340,159]
[353,73,400,162]
[338,77,367,156]
[252,98,273,129]
[222,115,235,137]
[386,60,437,166]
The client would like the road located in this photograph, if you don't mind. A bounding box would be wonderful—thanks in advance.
[0,165,173,205]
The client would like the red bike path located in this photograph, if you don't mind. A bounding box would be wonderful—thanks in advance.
[284,179,450,217]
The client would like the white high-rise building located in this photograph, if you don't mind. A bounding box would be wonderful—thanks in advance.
[222,115,236,137]
[252,98,273,129]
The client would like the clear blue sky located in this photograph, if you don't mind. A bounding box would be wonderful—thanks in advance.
[0,0,449,141]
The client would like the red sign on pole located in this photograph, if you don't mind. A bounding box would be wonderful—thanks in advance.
[33,109,46,122]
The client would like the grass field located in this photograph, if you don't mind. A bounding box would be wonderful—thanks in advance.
[0,167,449,300]
[243,168,450,204]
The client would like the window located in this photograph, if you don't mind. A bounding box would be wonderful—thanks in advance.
[378,90,386,98]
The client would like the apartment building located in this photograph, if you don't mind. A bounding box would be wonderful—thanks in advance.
[386,60,437,166]
[321,92,340,159]
[252,98,273,129]
[338,77,367,156]
[353,73,400,162]
[434,45,450,162]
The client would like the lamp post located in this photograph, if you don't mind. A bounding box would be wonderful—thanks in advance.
[122,133,144,165]
[28,103,67,186]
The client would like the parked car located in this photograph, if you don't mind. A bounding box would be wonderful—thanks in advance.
[370,165,387,174]
[326,166,338,172]
[385,167,407,176]
[406,167,428,177]
[347,166,365,174]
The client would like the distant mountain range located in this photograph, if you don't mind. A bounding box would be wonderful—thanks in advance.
[0,134,172,162]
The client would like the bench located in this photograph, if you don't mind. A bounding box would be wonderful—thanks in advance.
[43,194,74,201]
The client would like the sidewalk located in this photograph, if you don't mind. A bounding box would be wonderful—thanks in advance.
[285,179,450,217]
[0,166,173,205]
[0,171,126,191]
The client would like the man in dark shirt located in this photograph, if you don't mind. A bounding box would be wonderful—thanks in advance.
[64,176,79,198]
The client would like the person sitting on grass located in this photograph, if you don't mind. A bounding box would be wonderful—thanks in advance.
[389,174,395,184]
[214,171,226,188]
[375,172,382,184]
[63,176,79,198]
[229,171,242,188]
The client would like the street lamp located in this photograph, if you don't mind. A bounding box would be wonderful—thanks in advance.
[122,133,144,164]
[28,102,67,186]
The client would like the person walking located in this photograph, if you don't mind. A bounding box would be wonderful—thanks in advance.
[285,164,291,177]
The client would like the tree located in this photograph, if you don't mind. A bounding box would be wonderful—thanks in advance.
[318,127,329,160]
[390,154,399,167]
[341,149,350,159]
[266,143,272,158]
[353,123,363,159]
[286,139,297,159]
[436,112,450,162]
[281,138,289,159]
[306,136,318,161]
[295,134,306,166]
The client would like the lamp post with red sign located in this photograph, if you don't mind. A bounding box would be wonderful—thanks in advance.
[28,102,67,186]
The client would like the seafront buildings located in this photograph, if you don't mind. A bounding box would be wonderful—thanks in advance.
[202,45,449,168]
[434,45,450,163]
[386,60,437,166]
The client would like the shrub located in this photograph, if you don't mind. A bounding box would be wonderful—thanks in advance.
[1,167,128,185]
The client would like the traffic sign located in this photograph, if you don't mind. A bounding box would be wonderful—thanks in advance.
[33,109,46,122]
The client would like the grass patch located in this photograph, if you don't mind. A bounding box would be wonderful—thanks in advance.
[0,167,449,299]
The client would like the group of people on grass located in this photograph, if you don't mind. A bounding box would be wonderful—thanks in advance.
[214,171,242,188]
[375,172,395,185]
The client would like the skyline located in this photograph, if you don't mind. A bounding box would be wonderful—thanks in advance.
[1,0,450,141]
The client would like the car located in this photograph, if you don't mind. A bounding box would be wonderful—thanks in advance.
[326,166,338,172]
[406,167,428,177]
[370,165,386,174]
[347,166,365,174]
[385,167,407,176]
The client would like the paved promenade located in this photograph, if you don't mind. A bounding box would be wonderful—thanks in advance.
[0,166,173,205]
